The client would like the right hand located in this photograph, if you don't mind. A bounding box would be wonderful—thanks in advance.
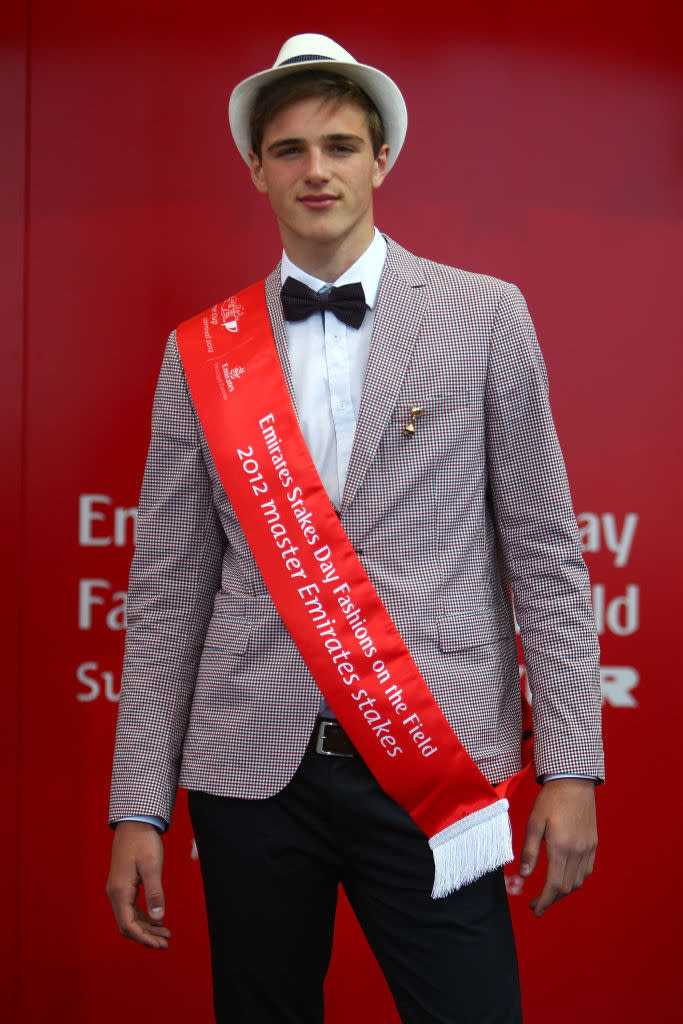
[106,821,172,949]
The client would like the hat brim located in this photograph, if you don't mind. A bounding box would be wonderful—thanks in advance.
[229,58,407,172]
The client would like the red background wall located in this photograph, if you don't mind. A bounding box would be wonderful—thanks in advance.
[4,2,682,1020]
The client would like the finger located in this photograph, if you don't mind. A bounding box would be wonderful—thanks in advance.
[126,919,170,949]
[137,909,173,936]
[107,874,140,933]
[565,848,594,893]
[125,906,172,948]
[110,895,170,948]
[530,846,567,916]
[559,851,584,896]
[531,844,596,916]
[560,830,598,894]
[519,816,545,878]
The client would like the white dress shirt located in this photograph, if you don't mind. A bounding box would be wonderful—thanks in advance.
[281,228,387,510]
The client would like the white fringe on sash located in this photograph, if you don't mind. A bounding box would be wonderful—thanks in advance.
[429,799,513,898]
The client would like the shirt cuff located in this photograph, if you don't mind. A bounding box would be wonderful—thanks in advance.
[541,773,597,783]
[112,814,168,833]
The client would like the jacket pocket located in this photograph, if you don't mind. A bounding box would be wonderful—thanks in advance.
[202,613,251,655]
[438,608,511,651]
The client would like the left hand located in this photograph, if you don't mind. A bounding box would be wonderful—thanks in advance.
[519,777,597,917]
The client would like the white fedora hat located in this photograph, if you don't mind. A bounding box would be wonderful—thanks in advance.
[228,33,407,172]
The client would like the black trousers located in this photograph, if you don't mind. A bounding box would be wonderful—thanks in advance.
[188,746,522,1024]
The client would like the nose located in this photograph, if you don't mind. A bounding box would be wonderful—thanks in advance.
[304,147,330,184]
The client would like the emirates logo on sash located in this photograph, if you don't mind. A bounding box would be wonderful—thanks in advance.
[220,296,245,333]
[221,363,245,391]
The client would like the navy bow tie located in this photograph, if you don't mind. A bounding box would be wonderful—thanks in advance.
[280,276,368,330]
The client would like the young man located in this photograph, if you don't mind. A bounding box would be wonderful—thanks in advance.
[108,34,603,1023]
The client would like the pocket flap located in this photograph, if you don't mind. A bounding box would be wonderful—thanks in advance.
[438,609,508,651]
[203,612,251,654]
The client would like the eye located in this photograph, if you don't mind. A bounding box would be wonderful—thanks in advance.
[270,144,305,159]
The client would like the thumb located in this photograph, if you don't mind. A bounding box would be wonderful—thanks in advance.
[519,815,544,878]
[140,862,165,921]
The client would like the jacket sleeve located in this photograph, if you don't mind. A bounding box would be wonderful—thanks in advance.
[109,333,225,826]
[484,284,604,781]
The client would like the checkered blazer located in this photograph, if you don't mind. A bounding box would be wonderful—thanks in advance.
[109,237,604,826]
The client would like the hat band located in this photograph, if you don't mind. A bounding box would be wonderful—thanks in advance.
[278,54,333,66]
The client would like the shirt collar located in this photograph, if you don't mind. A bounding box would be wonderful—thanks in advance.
[279,229,387,311]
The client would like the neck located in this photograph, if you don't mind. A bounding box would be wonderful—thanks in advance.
[281,225,375,283]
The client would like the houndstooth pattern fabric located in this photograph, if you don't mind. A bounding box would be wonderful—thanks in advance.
[109,237,604,827]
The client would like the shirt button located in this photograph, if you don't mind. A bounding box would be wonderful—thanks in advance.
[338,401,347,410]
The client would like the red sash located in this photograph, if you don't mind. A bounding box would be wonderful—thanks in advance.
[176,281,532,897]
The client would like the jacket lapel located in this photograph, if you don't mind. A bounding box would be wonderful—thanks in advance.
[341,239,428,511]
[264,266,299,416]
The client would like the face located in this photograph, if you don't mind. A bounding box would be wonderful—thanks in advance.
[249,97,389,271]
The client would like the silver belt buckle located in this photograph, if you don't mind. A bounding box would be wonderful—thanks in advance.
[315,719,353,757]
[315,720,334,756]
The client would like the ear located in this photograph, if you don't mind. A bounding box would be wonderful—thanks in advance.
[248,151,269,194]
[372,143,390,190]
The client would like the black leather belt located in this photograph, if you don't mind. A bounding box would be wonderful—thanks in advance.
[312,719,357,758]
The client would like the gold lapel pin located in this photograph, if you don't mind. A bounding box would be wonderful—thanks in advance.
[403,405,424,437]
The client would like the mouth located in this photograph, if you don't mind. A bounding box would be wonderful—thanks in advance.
[298,194,339,210]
